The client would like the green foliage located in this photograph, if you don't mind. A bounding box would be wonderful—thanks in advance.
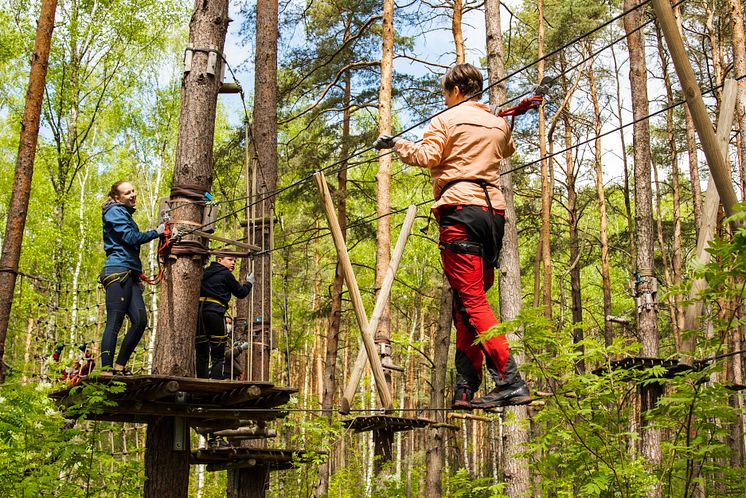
[0,380,143,496]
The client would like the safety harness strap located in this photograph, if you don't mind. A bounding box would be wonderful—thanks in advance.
[199,296,228,309]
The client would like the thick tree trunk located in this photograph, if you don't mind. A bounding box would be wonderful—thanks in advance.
[145,1,229,496]
[230,0,278,495]
[485,0,531,494]
[587,57,613,347]
[624,2,661,495]
[0,0,58,383]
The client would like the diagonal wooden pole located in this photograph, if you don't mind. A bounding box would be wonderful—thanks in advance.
[339,204,417,414]
[314,172,394,410]
[651,0,739,220]
[680,79,738,362]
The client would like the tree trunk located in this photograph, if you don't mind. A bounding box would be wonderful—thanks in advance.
[624,2,661,495]
[145,1,230,496]
[537,0,552,319]
[0,0,58,383]
[485,0,531,494]
[230,0,278,495]
[314,68,351,498]
[729,0,746,187]
[611,44,637,270]
[587,55,613,347]
[656,25,685,346]
[452,0,465,64]
[425,275,451,497]
[372,0,395,473]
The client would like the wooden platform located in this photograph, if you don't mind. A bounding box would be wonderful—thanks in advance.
[191,447,322,472]
[49,375,297,425]
[342,415,433,433]
[591,357,694,379]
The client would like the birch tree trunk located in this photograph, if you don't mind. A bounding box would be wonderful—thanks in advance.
[145,1,229,495]
[0,0,58,383]
[485,0,531,494]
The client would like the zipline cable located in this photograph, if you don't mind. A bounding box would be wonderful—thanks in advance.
[179,0,659,236]
[260,72,738,256]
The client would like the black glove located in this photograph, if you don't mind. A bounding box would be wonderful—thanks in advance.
[373,134,400,150]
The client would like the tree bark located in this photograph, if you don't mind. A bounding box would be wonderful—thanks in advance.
[453,0,465,64]
[729,0,746,189]
[230,0,278,495]
[314,68,352,498]
[587,55,613,347]
[485,0,531,494]
[0,0,58,383]
[624,2,661,495]
[537,0,552,319]
[425,275,451,497]
[145,1,230,496]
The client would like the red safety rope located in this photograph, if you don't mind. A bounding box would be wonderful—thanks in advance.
[139,222,172,286]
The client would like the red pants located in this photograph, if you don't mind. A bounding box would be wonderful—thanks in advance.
[440,220,509,388]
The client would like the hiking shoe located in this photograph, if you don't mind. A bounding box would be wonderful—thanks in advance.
[470,383,531,408]
[451,385,475,410]
[207,436,231,449]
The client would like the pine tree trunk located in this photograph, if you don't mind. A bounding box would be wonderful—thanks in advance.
[729,0,746,184]
[229,0,278,495]
[425,276,451,497]
[537,0,552,319]
[314,68,351,498]
[453,0,465,64]
[375,0,394,345]
[144,1,229,496]
[485,0,531,494]
[0,0,58,383]
[624,2,661,495]
[611,44,637,269]
[587,56,613,347]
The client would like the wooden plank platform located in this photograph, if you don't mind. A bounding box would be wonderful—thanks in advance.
[591,357,694,379]
[342,415,433,433]
[191,447,323,472]
[49,375,297,424]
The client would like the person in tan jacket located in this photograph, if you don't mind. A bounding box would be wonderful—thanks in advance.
[374,63,530,409]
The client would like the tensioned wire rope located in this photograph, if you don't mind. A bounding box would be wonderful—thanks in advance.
[260,72,742,257]
[176,0,660,239]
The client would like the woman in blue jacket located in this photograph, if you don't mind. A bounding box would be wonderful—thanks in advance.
[99,181,164,375]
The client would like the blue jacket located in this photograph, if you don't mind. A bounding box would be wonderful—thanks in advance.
[199,262,252,314]
[102,201,159,272]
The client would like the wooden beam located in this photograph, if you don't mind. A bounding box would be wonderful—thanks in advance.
[192,230,261,252]
[680,79,738,361]
[314,172,393,410]
[339,204,418,414]
[651,0,739,220]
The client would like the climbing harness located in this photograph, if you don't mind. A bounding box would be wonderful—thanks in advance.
[199,296,228,309]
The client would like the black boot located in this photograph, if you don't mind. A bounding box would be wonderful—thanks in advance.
[471,355,531,408]
[452,384,475,409]
[207,434,231,449]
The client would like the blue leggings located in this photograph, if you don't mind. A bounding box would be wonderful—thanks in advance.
[100,268,147,368]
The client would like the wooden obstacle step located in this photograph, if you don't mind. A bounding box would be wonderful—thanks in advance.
[591,357,695,379]
[191,447,323,472]
[342,414,433,434]
[48,375,297,425]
